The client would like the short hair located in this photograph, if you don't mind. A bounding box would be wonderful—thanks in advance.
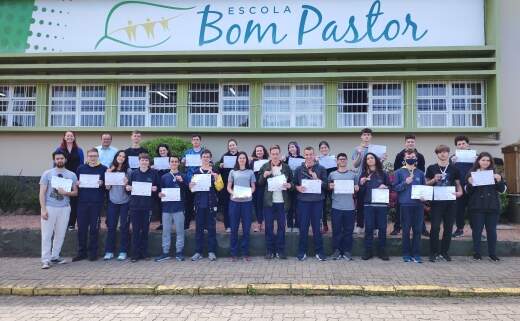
[454,135,469,145]
[201,149,212,158]
[337,152,348,159]
[318,140,330,149]
[52,151,66,159]
[138,152,150,161]
[434,144,450,154]
[269,144,281,152]
[404,134,416,141]
[360,128,373,135]
[192,134,202,140]
[404,148,416,156]
[169,155,180,162]
[101,133,112,139]
[304,146,314,153]
[131,130,141,136]
[86,148,99,155]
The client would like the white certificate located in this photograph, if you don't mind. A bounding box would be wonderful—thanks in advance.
[79,174,100,188]
[319,156,336,169]
[223,155,238,169]
[105,172,125,186]
[368,144,387,159]
[456,149,477,163]
[433,186,456,201]
[253,159,269,172]
[288,157,304,171]
[411,185,434,201]
[233,185,253,198]
[267,175,287,192]
[185,154,202,167]
[334,180,355,194]
[471,170,495,186]
[50,176,73,192]
[371,188,389,204]
[153,157,170,170]
[128,156,139,169]
[131,181,152,196]
[161,188,181,202]
[191,174,211,192]
[301,179,322,194]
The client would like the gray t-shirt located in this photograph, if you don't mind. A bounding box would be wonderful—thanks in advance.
[328,170,358,211]
[108,168,132,204]
[229,169,256,202]
[39,168,78,208]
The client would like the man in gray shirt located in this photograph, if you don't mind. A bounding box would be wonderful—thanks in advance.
[328,153,359,261]
[39,151,78,269]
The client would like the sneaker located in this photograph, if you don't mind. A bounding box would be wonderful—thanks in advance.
[72,255,87,262]
[354,226,361,234]
[297,253,307,261]
[362,252,373,261]
[429,255,437,263]
[413,256,423,264]
[390,228,401,236]
[276,252,287,260]
[343,252,353,261]
[208,252,217,261]
[175,252,185,261]
[51,257,67,265]
[473,253,482,261]
[440,253,452,262]
[489,255,500,262]
[481,234,487,241]
[225,228,231,233]
[422,230,430,238]
[68,225,75,231]
[452,229,464,238]
[403,256,412,263]
[117,252,127,261]
[264,253,274,260]
[378,250,389,261]
[331,249,342,260]
[191,252,202,261]
[315,253,327,261]
[41,261,50,269]
[103,253,114,261]
[155,253,171,262]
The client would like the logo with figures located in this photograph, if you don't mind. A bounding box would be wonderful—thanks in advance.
[95,1,195,49]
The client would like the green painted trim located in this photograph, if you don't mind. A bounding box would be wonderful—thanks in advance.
[485,0,497,46]
[250,81,262,129]
[35,84,47,128]
[176,82,188,129]
[404,80,415,129]
[486,77,498,128]
[105,83,118,128]
[325,82,337,129]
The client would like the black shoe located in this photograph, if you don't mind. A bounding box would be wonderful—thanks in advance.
[422,230,430,238]
[489,255,500,262]
[88,256,98,262]
[264,253,274,260]
[390,228,400,236]
[155,224,163,231]
[473,253,482,261]
[72,255,87,262]
[440,253,452,262]
[429,255,437,263]
[378,250,389,261]
[362,252,373,260]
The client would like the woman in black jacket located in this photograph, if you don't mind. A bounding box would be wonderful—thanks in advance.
[466,152,506,261]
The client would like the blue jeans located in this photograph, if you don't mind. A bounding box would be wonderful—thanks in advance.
[105,201,130,254]
[364,205,388,252]
[195,207,217,254]
[229,200,253,256]
[298,200,324,256]
[401,205,424,257]
[77,202,102,258]
[264,203,286,254]
[331,209,355,254]
[471,210,498,256]
[253,187,265,224]
[130,209,151,259]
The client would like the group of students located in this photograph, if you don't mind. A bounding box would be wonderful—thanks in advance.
[38,129,507,269]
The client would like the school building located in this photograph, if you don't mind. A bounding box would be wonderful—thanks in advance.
[0,0,519,176]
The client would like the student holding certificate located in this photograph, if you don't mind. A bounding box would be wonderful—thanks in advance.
[227,152,256,261]
[124,130,149,168]
[257,145,293,260]
[250,145,268,233]
[284,141,304,233]
[466,152,507,262]
[152,144,172,231]
[317,141,336,234]
[39,151,78,269]
[425,145,463,262]
[189,150,221,262]
[358,153,391,261]
[73,148,107,262]
[125,153,160,263]
[104,150,131,261]
[182,134,204,230]
[451,136,474,238]
[393,149,426,263]
[294,146,328,261]
[328,153,359,261]
[219,139,240,233]
[156,155,187,263]
[351,128,374,235]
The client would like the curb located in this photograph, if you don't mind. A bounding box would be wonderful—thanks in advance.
[1,284,520,297]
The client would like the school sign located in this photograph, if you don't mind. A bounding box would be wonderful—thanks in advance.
[1,0,485,53]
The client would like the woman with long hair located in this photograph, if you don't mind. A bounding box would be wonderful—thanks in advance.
[285,141,304,232]
[219,139,239,233]
[153,143,172,230]
[251,145,268,232]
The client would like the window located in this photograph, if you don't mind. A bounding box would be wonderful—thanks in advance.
[263,83,324,128]
[188,83,250,128]
[417,81,485,128]
[50,85,106,127]
[119,84,177,127]
[0,85,37,127]
[337,82,403,128]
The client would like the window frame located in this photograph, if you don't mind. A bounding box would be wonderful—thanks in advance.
[0,85,37,127]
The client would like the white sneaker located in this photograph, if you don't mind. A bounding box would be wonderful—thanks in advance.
[293,227,299,233]
[104,253,114,261]
[354,227,361,234]
[117,252,127,261]
[225,228,231,233]
[208,252,217,261]
[41,262,50,269]
[191,252,202,261]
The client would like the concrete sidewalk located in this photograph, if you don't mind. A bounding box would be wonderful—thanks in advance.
[1,257,520,297]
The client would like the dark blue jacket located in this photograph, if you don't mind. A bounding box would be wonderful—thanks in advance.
[128,168,160,210]
[160,171,186,213]
[358,170,391,205]
[189,168,219,210]
[393,167,426,206]
[76,163,107,203]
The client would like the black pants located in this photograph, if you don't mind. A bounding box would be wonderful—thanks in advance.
[472,210,498,256]
[322,191,331,228]
[68,196,78,228]
[355,189,365,228]
[184,190,195,229]
[455,193,469,230]
[429,201,456,255]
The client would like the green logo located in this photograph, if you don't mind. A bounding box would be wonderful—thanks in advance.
[95,1,195,49]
